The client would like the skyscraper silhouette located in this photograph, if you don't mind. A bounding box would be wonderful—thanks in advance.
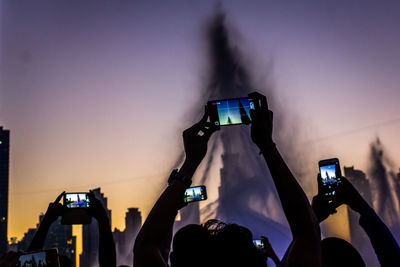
[113,208,142,266]
[0,127,10,254]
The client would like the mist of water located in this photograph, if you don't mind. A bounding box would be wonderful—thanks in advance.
[179,10,313,256]
[368,138,400,236]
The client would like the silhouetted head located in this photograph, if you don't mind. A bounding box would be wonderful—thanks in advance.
[322,237,365,267]
[204,219,267,267]
[170,224,214,267]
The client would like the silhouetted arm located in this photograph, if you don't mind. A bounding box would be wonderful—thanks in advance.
[249,92,321,267]
[260,236,280,266]
[336,177,400,266]
[359,205,400,266]
[89,191,116,267]
[28,192,64,251]
[133,179,189,267]
[133,109,218,267]
[314,176,400,266]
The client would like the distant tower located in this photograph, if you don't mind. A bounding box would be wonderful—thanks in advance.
[114,208,142,266]
[80,188,111,267]
[125,208,142,239]
[0,127,10,254]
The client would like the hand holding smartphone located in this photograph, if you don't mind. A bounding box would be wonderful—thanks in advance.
[318,158,342,200]
[253,239,265,250]
[61,192,92,225]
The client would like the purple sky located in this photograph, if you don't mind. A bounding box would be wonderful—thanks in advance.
[1,0,400,260]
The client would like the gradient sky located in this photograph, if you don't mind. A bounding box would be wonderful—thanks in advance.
[1,0,400,261]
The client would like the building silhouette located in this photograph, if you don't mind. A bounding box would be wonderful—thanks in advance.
[16,228,36,252]
[113,208,142,266]
[0,127,10,254]
[13,214,76,266]
[80,188,111,267]
[40,215,76,267]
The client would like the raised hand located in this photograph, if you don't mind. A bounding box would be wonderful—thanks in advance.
[312,174,338,222]
[183,107,219,165]
[248,92,274,151]
[334,177,369,214]
[28,192,65,251]
[311,194,337,223]
[43,191,65,223]
[88,190,109,222]
[249,91,322,267]
[260,236,280,266]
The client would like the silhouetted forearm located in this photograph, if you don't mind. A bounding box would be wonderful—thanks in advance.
[358,202,400,267]
[262,145,319,237]
[27,217,53,251]
[261,145,321,266]
[97,215,116,267]
[134,180,188,267]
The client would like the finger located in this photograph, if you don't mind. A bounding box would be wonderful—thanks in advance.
[88,190,95,199]
[260,95,268,110]
[249,108,256,120]
[204,121,220,133]
[249,91,268,110]
[261,236,270,243]
[248,91,264,101]
[204,121,220,131]
[317,173,323,193]
[203,125,219,140]
[55,191,65,203]
[184,110,209,135]
[198,106,209,125]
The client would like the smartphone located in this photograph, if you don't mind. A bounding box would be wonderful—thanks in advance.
[183,186,207,203]
[253,239,265,250]
[61,192,92,225]
[207,97,255,126]
[318,158,342,198]
[64,192,90,208]
[18,248,60,267]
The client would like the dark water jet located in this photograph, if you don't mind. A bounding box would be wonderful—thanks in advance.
[176,10,314,256]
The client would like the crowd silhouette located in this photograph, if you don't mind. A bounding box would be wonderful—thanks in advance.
[1,92,399,267]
